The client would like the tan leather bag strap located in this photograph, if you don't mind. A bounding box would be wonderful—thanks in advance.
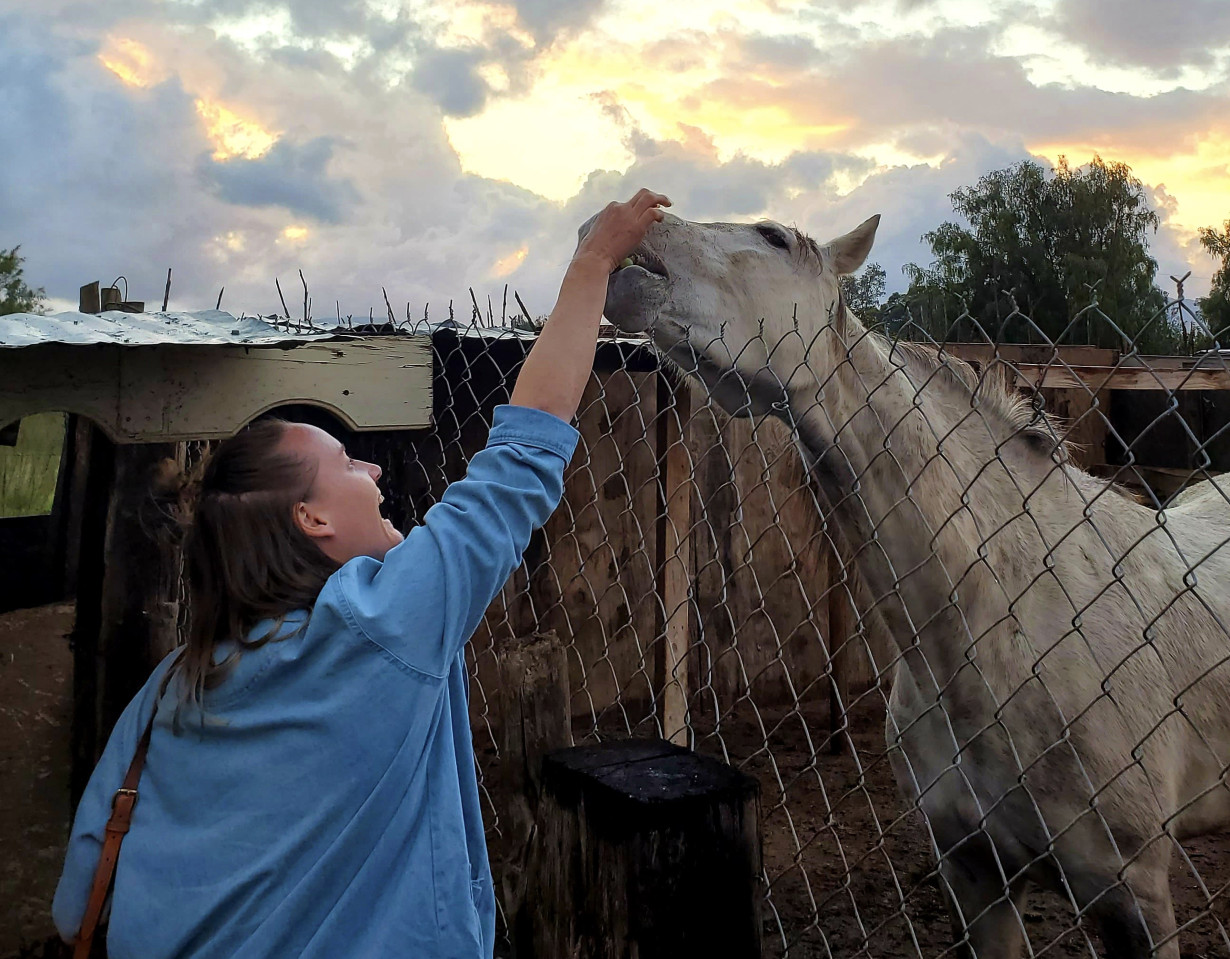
[74,714,155,959]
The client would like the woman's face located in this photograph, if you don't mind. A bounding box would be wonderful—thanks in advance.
[281,423,405,563]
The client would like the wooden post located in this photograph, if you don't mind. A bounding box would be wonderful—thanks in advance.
[495,632,572,825]
[95,444,183,740]
[655,374,692,746]
[49,416,92,599]
[494,632,573,919]
[69,425,115,807]
[517,739,762,959]
[827,546,851,755]
[72,441,182,807]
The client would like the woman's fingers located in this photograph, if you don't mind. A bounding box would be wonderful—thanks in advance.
[637,207,666,231]
[629,189,671,213]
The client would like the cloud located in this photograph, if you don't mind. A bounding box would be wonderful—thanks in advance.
[1052,0,1230,73]
[410,45,490,117]
[737,32,828,72]
[560,106,873,225]
[199,138,362,222]
[719,26,1230,158]
[512,0,609,44]
[798,134,1037,292]
[2,0,1225,323]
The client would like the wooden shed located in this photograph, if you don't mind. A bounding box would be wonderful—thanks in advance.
[0,304,433,801]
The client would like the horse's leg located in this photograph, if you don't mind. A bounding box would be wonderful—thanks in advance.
[1088,861,1179,959]
[938,845,1031,959]
[1065,846,1178,959]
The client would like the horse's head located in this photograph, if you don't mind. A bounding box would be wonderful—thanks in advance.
[581,210,881,418]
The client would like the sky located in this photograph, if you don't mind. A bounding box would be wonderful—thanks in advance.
[1,0,1229,319]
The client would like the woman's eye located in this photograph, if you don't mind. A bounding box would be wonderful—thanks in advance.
[756,224,790,250]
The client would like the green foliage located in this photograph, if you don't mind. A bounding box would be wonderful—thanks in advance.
[0,413,65,517]
[839,262,887,321]
[900,156,1177,351]
[0,246,46,315]
[1197,220,1230,340]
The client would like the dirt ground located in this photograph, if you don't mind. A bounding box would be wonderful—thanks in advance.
[685,693,1230,958]
[4,601,1229,957]
[484,689,1230,958]
[0,603,74,958]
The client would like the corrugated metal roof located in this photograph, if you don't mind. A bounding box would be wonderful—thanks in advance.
[0,310,347,348]
[0,309,655,349]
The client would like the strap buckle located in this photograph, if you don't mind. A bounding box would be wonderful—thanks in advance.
[111,787,139,811]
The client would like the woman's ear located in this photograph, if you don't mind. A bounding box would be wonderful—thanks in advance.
[294,501,334,541]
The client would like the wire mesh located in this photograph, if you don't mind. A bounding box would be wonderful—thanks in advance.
[356,263,1230,959]
[150,257,1230,958]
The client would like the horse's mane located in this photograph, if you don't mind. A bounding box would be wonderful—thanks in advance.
[884,338,1074,464]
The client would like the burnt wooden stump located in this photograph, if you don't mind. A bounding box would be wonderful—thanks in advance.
[493,632,572,919]
[516,739,762,959]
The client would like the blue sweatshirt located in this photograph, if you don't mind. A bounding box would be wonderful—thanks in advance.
[53,404,579,958]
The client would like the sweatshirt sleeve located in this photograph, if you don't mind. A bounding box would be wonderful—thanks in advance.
[52,655,174,941]
[336,405,579,678]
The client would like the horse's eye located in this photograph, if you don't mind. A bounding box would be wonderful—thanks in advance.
[756,224,791,250]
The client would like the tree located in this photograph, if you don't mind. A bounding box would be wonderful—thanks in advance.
[0,246,46,315]
[901,156,1174,351]
[1197,219,1230,340]
[839,261,887,320]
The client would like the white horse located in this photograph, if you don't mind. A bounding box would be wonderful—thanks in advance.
[586,208,1230,957]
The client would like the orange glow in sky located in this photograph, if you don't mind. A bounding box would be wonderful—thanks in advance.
[1030,137,1230,236]
[98,37,164,89]
[88,6,1230,300]
[194,99,280,161]
[491,245,529,278]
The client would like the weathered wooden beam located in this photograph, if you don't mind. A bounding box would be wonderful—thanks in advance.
[69,424,115,808]
[0,338,434,444]
[94,444,182,762]
[827,548,852,755]
[46,415,81,600]
[911,343,1230,391]
[1013,364,1230,392]
[493,632,573,919]
[495,632,573,834]
[655,374,692,746]
[517,739,762,959]
[941,343,1119,368]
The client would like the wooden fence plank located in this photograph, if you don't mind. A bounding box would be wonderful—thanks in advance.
[656,376,692,746]
[1016,364,1230,392]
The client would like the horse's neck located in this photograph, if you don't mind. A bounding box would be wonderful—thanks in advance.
[788,313,1011,690]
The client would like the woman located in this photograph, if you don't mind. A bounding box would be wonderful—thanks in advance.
[53,189,671,958]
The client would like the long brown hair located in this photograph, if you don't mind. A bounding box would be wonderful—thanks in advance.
[173,419,339,724]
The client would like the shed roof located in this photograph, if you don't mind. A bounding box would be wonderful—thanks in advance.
[0,309,658,350]
[0,309,345,349]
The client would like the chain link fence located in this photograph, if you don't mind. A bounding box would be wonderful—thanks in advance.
[162,270,1230,957]
[373,270,1230,958]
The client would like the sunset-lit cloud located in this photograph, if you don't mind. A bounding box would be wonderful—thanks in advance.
[98,37,165,89]
[491,244,529,277]
[194,99,280,161]
[3,0,1229,319]
[1030,136,1230,235]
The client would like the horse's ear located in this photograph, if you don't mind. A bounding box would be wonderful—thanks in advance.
[824,214,881,276]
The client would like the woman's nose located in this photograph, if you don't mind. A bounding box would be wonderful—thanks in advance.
[366,462,382,482]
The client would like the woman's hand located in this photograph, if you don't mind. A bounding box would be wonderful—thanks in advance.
[573,189,672,275]
[510,188,671,422]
